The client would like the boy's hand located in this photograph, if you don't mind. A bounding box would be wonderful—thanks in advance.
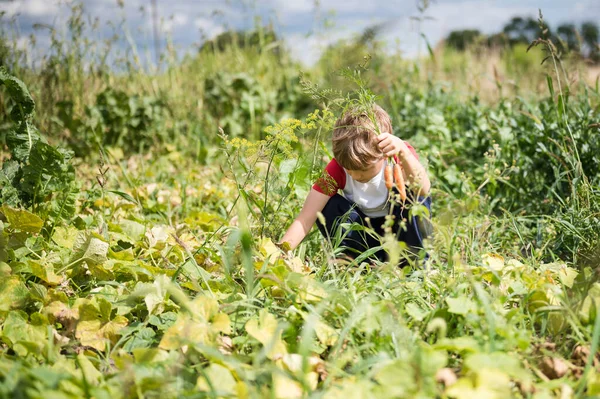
[377,133,405,157]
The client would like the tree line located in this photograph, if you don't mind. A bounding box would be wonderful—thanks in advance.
[445,16,599,62]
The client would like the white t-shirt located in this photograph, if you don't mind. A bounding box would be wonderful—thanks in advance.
[312,142,419,217]
[342,165,390,217]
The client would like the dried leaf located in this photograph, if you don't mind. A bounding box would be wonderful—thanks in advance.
[540,357,569,380]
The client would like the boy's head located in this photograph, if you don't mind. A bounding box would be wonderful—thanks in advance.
[332,104,392,171]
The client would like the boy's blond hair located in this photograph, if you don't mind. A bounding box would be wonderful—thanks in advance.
[332,104,392,170]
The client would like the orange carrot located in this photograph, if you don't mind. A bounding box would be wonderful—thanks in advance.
[384,164,393,189]
[394,163,406,201]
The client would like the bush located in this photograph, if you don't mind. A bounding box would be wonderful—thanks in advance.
[0,67,78,231]
[55,88,170,156]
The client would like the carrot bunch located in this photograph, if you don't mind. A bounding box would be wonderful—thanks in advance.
[384,158,406,202]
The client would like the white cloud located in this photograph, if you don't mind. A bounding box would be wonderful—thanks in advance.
[0,0,66,18]
[270,0,314,14]
[194,17,225,40]
[161,13,189,34]
[0,1,22,17]
[283,28,356,65]
[426,1,538,35]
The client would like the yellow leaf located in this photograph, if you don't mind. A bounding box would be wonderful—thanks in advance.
[245,309,287,359]
[482,253,504,271]
[273,373,303,399]
[52,225,79,248]
[44,301,79,324]
[0,276,29,312]
[259,237,280,264]
[1,205,43,233]
[287,257,310,274]
[315,320,338,346]
[211,313,232,335]
[286,273,327,303]
[277,354,323,390]
[189,295,220,321]
[75,316,128,352]
[446,369,511,399]
[29,259,63,285]
[159,296,230,350]
[145,225,171,249]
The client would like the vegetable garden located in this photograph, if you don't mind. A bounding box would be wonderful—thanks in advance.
[1,5,600,398]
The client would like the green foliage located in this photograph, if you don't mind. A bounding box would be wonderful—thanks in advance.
[55,87,170,156]
[1,5,600,398]
[204,72,279,139]
[199,26,280,55]
[445,15,600,63]
[445,29,484,51]
[0,67,78,229]
[223,110,335,238]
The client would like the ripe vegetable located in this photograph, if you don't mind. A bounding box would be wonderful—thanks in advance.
[384,164,393,189]
[394,163,406,201]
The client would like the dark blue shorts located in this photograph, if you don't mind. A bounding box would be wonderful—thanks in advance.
[316,192,432,265]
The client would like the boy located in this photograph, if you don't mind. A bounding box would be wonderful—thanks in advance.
[278,104,431,264]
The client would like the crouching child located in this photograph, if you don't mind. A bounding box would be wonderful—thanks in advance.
[278,104,432,266]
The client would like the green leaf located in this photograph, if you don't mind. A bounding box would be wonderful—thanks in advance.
[0,161,22,207]
[435,337,480,353]
[148,312,178,331]
[557,94,565,121]
[20,141,74,198]
[446,296,477,316]
[48,180,78,222]
[118,219,146,242]
[184,211,226,232]
[196,363,237,395]
[406,302,428,321]
[108,190,137,204]
[588,369,600,396]
[464,352,525,379]
[76,353,103,386]
[1,310,48,356]
[579,283,600,325]
[122,327,156,351]
[373,346,446,398]
[1,205,43,233]
[546,74,555,99]
[373,359,416,396]
[0,67,35,119]
[0,224,7,262]
[68,231,109,268]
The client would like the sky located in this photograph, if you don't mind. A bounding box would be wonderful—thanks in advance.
[1,0,599,67]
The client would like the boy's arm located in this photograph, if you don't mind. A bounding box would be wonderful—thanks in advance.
[377,133,431,197]
[279,188,331,250]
